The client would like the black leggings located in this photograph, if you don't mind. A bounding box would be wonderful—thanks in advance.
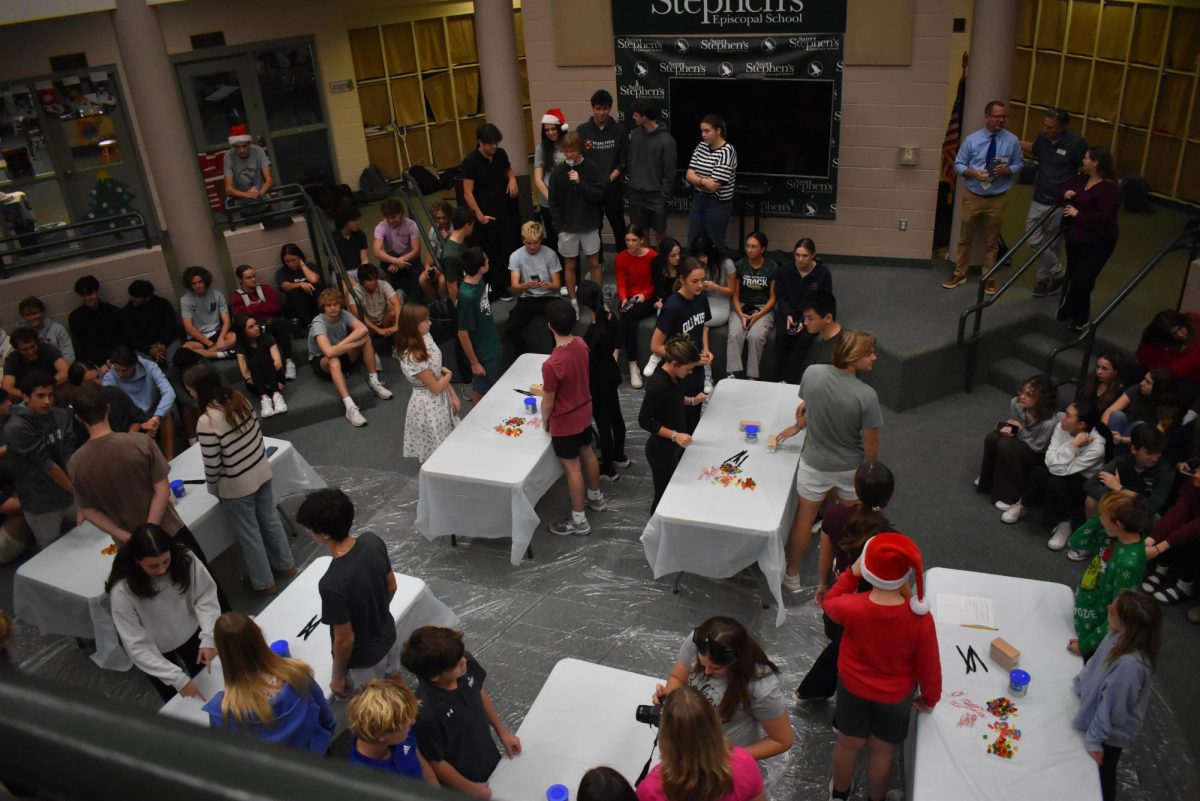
[597,181,626,249]
[1057,238,1115,325]
[982,432,1042,504]
[280,286,320,324]
[776,324,815,385]
[1099,744,1122,801]
[144,627,205,702]
[619,300,657,364]
[646,438,682,513]
[1023,466,1087,526]
[243,346,284,398]
[592,381,627,470]
[797,613,843,700]
[264,317,294,364]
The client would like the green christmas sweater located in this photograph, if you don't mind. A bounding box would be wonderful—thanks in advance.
[1071,522,1145,657]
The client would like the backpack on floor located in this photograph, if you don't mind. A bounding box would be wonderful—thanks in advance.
[408,165,441,196]
[1121,176,1152,213]
[358,165,392,202]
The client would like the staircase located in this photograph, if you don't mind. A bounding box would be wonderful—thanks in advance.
[982,316,1123,406]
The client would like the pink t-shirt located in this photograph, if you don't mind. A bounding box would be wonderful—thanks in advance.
[373,217,419,257]
[636,747,762,801]
[541,337,592,437]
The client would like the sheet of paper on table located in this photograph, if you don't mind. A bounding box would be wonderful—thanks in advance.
[936,593,996,628]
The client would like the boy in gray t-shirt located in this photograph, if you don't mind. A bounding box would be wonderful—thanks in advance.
[180,266,236,360]
[307,288,394,427]
[506,222,564,356]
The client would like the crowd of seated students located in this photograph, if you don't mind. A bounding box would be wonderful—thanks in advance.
[973,305,1200,622]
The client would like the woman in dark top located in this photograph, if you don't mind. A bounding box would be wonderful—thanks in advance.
[1076,351,1127,413]
[578,283,628,482]
[639,335,700,512]
[1056,146,1122,330]
[775,238,832,384]
[651,238,684,307]
[796,461,895,703]
[275,243,324,326]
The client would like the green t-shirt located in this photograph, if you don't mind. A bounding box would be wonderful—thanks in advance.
[735,257,777,309]
[1073,535,1146,657]
[456,280,502,364]
[441,239,466,284]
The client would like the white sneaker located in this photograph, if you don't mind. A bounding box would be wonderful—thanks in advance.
[284,359,296,380]
[368,378,394,400]
[1047,521,1072,550]
[642,353,662,377]
[629,363,644,389]
[272,392,288,414]
[345,404,367,427]
[1067,548,1092,562]
[586,492,607,512]
[994,500,1015,511]
[1000,503,1026,524]
[260,396,275,418]
[549,516,590,536]
[782,572,803,592]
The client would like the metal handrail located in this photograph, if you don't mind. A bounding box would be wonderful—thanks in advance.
[222,183,311,231]
[0,211,152,278]
[956,202,1064,392]
[1046,217,1200,387]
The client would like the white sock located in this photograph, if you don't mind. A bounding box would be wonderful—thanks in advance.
[586,488,603,501]
[343,396,356,409]
[571,510,587,525]
[368,372,380,383]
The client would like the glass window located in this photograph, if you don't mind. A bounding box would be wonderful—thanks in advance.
[255,44,324,131]
[1,87,54,180]
[270,130,333,184]
[189,70,249,148]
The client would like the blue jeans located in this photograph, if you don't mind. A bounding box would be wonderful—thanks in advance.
[219,479,294,590]
[688,193,733,252]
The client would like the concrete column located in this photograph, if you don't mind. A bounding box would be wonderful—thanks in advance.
[473,1,528,177]
[949,0,1019,271]
[112,0,224,289]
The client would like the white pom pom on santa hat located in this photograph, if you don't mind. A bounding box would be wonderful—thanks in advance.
[541,108,568,131]
[857,531,929,615]
[228,124,252,145]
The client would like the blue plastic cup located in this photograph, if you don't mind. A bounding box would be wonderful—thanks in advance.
[169,479,186,498]
[745,424,759,443]
[270,639,291,658]
[547,785,569,801]
[524,396,538,415]
[1008,669,1030,697]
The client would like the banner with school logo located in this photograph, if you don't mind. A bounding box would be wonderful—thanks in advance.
[612,1,847,36]
[614,33,843,219]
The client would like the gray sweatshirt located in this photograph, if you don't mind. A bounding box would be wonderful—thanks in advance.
[1009,397,1056,453]
[110,556,219,690]
[1072,630,1153,750]
[627,123,677,200]
[4,404,76,514]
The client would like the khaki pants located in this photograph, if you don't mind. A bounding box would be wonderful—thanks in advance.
[954,191,1007,279]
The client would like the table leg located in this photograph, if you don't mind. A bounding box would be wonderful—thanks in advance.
[672,572,684,594]
[525,543,534,560]
[450,534,458,547]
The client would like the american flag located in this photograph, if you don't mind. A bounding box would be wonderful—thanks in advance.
[941,54,967,204]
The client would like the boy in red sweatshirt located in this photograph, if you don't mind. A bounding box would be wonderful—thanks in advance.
[823,532,941,801]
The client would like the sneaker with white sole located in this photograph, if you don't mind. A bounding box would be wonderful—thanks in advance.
[368,379,394,400]
[1067,548,1092,562]
[284,359,296,380]
[549,517,590,536]
[260,396,275,418]
[994,499,1015,511]
[829,777,854,801]
[272,392,288,414]
[642,353,662,377]
[599,467,621,483]
[782,572,803,592]
[629,363,644,389]
[1000,503,1026,524]
[1047,521,1071,550]
[1141,564,1170,593]
[586,493,607,512]
[613,457,632,468]
[345,405,367,427]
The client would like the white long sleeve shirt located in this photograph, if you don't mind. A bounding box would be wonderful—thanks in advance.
[1043,417,1106,478]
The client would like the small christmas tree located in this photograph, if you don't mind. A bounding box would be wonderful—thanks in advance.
[86,173,137,230]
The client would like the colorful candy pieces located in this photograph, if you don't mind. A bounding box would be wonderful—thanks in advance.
[697,463,757,490]
[984,719,1022,759]
[985,697,1019,719]
[956,712,978,728]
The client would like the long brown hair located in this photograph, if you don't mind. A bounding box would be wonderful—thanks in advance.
[213,612,318,727]
[395,303,431,363]
[839,462,895,557]
[659,686,733,801]
[690,616,778,722]
[1107,591,1161,672]
[183,362,253,428]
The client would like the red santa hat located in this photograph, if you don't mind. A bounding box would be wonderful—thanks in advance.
[541,108,568,131]
[857,532,929,615]
[228,124,252,145]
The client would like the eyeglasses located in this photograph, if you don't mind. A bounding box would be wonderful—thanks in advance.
[692,629,736,664]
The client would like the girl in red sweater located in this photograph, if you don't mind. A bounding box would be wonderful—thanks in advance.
[823,532,941,801]
[616,224,658,388]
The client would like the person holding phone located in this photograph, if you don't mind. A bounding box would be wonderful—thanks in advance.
[505,221,563,356]
[616,224,658,388]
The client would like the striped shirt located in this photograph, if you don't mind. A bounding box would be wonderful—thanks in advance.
[688,142,737,202]
[196,403,272,500]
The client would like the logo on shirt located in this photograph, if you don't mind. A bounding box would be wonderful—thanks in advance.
[680,311,708,335]
[479,294,493,316]
[402,744,412,756]
[743,274,770,289]
[466,675,476,688]
[445,708,455,718]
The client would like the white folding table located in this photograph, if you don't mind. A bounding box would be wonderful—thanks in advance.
[416,353,562,564]
[488,658,661,801]
[159,555,460,726]
[640,378,804,625]
[12,437,326,670]
[907,567,1101,800]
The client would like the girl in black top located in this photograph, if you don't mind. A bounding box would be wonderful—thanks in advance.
[234,314,287,418]
[795,461,894,703]
[578,283,627,482]
[639,335,700,512]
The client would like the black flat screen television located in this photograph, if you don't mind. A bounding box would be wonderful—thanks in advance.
[668,77,835,179]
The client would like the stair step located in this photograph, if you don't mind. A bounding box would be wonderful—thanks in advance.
[256,366,380,435]
[987,357,1040,398]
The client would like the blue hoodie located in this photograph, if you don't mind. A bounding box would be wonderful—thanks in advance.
[204,682,335,754]
[1071,630,1153,751]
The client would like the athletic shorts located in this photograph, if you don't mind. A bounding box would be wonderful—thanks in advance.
[835,681,913,744]
[310,353,353,380]
[795,455,858,503]
[557,229,601,258]
[345,637,404,694]
[551,426,594,459]
[472,360,503,395]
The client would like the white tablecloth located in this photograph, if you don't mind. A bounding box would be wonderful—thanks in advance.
[489,658,661,801]
[416,353,561,564]
[908,567,1100,801]
[160,555,460,725]
[12,437,326,671]
[640,378,804,625]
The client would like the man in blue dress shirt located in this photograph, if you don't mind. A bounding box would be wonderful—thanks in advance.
[944,100,1023,293]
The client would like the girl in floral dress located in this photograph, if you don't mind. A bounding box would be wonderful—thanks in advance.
[396,305,459,461]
